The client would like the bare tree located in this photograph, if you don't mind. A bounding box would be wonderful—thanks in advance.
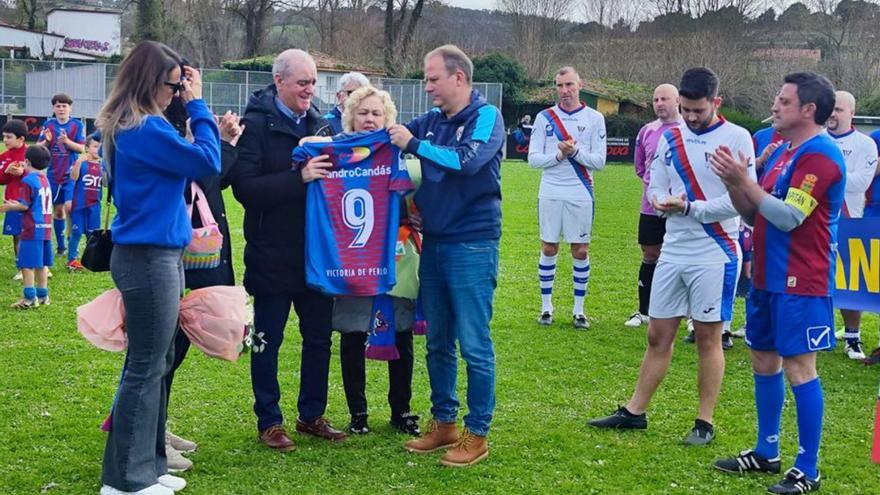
[229,0,289,57]
[498,0,571,79]
[16,0,41,30]
[383,0,427,77]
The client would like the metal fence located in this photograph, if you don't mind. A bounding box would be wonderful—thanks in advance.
[0,58,503,121]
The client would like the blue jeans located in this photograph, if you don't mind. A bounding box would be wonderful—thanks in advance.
[102,245,184,492]
[250,290,334,431]
[420,239,498,436]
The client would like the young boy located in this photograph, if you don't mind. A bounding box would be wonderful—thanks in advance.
[66,136,103,272]
[0,119,28,280]
[0,144,53,308]
[37,93,86,257]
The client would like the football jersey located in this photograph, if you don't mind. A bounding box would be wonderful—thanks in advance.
[18,172,53,241]
[528,104,607,200]
[648,118,755,265]
[752,127,785,179]
[752,133,845,296]
[295,129,414,296]
[0,145,27,201]
[71,160,104,211]
[827,128,877,218]
[39,118,86,184]
[867,130,880,216]
[635,118,682,215]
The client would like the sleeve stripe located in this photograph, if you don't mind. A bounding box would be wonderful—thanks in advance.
[417,141,461,170]
[472,106,497,143]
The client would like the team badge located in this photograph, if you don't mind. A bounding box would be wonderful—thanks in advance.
[546,124,553,136]
[787,276,797,288]
[800,174,818,194]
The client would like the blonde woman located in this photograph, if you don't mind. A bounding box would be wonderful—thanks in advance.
[97,41,220,495]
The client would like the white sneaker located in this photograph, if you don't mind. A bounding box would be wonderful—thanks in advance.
[731,325,747,338]
[166,431,197,453]
[12,271,22,281]
[165,443,193,472]
[624,312,648,327]
[845,340,866,360]
[687,318,694,332]
[157,474,186,492]
[573,314,590,330]
[100,484,174,495]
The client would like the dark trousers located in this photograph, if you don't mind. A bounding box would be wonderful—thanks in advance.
[102,245,184,492]
[250,290,334,431]
[339,331,414,418]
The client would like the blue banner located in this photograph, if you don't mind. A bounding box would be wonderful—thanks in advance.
[834,217,880,312]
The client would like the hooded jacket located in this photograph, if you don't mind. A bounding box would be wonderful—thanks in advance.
[403,90,505,242]
[227,84,332,295]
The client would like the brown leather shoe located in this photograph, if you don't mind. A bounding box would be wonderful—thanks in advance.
[439,428,488,467]
[404,420,459,453]
[258,424,296,452]
[295,416,347,441]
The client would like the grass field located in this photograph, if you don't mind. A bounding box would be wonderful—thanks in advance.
[0,161,877,495]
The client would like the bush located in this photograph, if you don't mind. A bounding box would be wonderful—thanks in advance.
[605,113,647,138]
[720,106,764,134]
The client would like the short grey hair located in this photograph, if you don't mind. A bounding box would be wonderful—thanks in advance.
[338,72,370,91]
[425,44,473,84]
[272,49,313,79]
[556,66,581,81]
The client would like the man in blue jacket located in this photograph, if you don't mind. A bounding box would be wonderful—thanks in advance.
[323,71,370,134]
[389,44,505,467]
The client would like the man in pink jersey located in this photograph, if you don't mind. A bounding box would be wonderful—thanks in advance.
[624,84,682,328]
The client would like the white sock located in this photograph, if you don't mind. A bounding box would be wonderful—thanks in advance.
[572,256,590,315]
[539,253,557,313]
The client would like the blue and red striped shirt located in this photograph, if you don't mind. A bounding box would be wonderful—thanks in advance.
[71,160,104,211]
[753,133,845,296]
[295,129,414,296]
[18,172,53,241]
[39,118,86,184]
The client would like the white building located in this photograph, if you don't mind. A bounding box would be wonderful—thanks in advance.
[0,7,121,60]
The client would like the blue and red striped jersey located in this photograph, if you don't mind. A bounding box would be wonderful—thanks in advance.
[753,133,845,296]
[18,172,53,241]
[295,129,414,296]
[71,160,104,210]
[39,118,86,184]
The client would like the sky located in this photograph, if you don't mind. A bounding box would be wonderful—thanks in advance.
[444,0,496,11]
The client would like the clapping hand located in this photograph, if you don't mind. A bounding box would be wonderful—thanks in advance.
[557,138,577,158]
[218,111,245,146]
[5,161,24,176]
[710,145,751,187]
[651,193,687,215]
[0,199,22,213]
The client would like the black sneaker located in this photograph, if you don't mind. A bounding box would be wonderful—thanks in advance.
[390,412,421,436]
[683,419,715,446]
[683,330,696,344]
[713,449,781,474]
[587,406,647,430]
[55,247,66,257]
[767,468,820,494]
[348,413,370,435]
[722,332,734,351]
[537,311,553,325]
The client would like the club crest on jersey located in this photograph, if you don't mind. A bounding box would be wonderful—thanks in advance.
[664,149,673,166]
[800,174,818,194]
[337,146,372,164]
[455,126,465,142]
[372,310,389,333]
[546,124,554,136]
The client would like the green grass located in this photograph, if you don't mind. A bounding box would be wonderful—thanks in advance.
[0,162,878,494]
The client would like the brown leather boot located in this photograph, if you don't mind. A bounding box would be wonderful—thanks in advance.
[403,420,459,453]
[439,428,488,467]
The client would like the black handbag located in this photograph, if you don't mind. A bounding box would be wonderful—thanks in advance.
[80,197,113,272]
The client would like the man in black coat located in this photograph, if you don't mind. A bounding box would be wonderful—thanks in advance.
[227,49,345,451]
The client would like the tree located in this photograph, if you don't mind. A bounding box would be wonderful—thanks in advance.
[229,0,288,58]
[383,0,427,77]
[497,0,571,79]
[473,52,529,103]
[15,0,41,30]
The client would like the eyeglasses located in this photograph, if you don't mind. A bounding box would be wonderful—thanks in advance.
[164,81,184,93]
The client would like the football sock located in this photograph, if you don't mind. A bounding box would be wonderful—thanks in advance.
[53,219,66,251]
[539,253,557,313]
[36,287,48,299]
[792,378,823,480]
[843,326,860,345]
[23,286,36,301]
[753,371,784,460]
[637,261,656,316]
[572,257,590,315]
[69,231,82,262]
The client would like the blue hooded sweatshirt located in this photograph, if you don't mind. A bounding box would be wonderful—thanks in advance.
[404,90,504,242]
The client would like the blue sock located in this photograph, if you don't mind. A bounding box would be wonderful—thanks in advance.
[753,371,785,460]
[68,232,82,262]
[792,378,823,480]
[23,286,36,300]
[36,287,48,299]
[53,219,66,251]
[843,326,860,345]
